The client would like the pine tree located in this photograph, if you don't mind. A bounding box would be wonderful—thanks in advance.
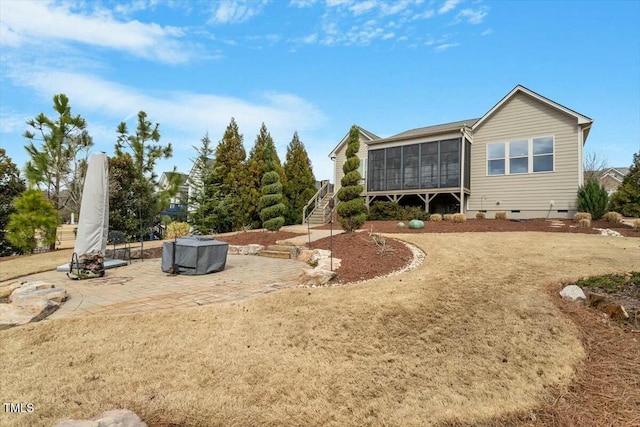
[609,151,640,217]
[23,94,93,230]
[6,189,59,254]
[336,125,366,232]
[283,132,317,225]
[577,177,609,220]
[247,123,286,228]
[187,133,216,233]
[260,143,286,231]
[214,118,250,230]
[0,149,27,256]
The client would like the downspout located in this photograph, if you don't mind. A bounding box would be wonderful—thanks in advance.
[459,128,466,214]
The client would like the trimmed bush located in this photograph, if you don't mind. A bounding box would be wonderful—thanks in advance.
[574,212,592,222]
[336,125,367,232]
[452,213,467,223]
[577,178,608,220]
[633,219,640,230]
[495,211,507,220]
[367,201,429,221]
[430,214,442,222]
[475,212,486,220]
[602,211,622,223]
[166,222,190,239]
[578,218,591,229]
[443,214,454,221]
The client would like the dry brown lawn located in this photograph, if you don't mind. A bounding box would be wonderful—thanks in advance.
[1,232,639,427]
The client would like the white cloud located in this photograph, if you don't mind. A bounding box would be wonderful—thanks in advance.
[455,7,488,24]
[0,0,192,64]
[481,28,493,36]
[438,0,461,15]
[209,0,268,24]
[350,0,378,16]
[289,0,319,7]
[435,42,460,51]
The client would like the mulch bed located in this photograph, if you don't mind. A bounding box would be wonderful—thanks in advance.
[216,231,304,246]
[317,218,640,237]
[308,231,414,283]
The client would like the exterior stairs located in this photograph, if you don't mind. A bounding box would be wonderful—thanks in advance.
[257,244,293,260]
[306,192,334,226]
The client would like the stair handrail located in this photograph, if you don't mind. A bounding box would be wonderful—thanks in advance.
[302,180,330,224]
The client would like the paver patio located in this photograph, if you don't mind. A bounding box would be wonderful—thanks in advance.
[2,255,309,319]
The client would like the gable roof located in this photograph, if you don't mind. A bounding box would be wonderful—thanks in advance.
[599,167,630,182]
[473,85,593,131]
[329,126,380,159]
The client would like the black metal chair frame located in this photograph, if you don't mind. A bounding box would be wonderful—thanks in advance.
[108,230,133,264]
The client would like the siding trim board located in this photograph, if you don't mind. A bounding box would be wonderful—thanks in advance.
[329,85,593,220]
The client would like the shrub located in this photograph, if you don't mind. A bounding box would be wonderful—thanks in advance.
[578,218,591,228]
[336,125,366,232]
[401,206,429,221]
[602,211,622,223]
[495,211,507,220]
[476,212,486,220]
[368,201,401,220]
[443,214,454,221]
[577,178,608,220]
[633,219,640,230]
[430,214,442,222]
[166,222,190,239]
[574,212,592,222]
[452,213,467,223]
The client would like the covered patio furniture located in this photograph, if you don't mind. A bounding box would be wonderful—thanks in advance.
[161,236,228,275]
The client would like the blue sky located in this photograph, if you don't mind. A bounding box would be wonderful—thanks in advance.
[1,0,639,182]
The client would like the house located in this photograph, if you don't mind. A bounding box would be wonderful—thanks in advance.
[158,171,189,218]
[594,167,630,195]
[326,85,593,220]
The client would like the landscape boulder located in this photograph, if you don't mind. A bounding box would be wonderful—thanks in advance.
[316,257,342,271]
[299,268,336,287]
[0,281,24,299]
[0,281,66,330]
[53,409,147,427]
[559,285,586,302]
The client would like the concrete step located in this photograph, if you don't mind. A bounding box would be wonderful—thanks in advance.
[257,250,291,260]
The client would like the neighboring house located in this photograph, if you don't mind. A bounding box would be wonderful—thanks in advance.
[329,85,593,219]
[158,171,189,217]
[592,167,630,196]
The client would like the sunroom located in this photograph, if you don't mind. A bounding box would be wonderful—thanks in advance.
[366,136,471,214]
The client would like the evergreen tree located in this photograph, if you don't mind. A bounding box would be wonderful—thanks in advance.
[108,154,157,240]
[214,118,250,230]
[191,168,234,234]
[283,132,317,225]
[577,177,609,220]
[115,111,173,236]
[336,125,366,232]
[260,143,286,231]
[23,93,93,227]
[6,189,59,254]
[609,151,640,217]
[247,123,286,228]
[0,149,27,256]
[187,133,215,232]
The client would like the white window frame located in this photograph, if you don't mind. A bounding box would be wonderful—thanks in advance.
[487,136,555,176]
[487,142,506,176]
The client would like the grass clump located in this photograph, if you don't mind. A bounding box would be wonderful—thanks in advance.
[578,218,591,229]
[634,219,640,230]
[602,211,622,224]
[452,213,467,223]
[475,212,486,220]
[443,214,454,221]
[574,212,592,222]
[495,211,507,220]
[166,222,190,238]
[430,213,442,222]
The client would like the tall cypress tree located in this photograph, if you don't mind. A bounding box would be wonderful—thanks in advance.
[283,132,317,225]
[336,125,366,232]
[214,118,250,229]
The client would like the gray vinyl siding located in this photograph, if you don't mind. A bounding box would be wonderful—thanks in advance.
[468,92,581,219]
[333,137,368,194]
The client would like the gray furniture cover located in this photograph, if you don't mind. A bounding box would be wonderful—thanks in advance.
[162,236,228,275]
